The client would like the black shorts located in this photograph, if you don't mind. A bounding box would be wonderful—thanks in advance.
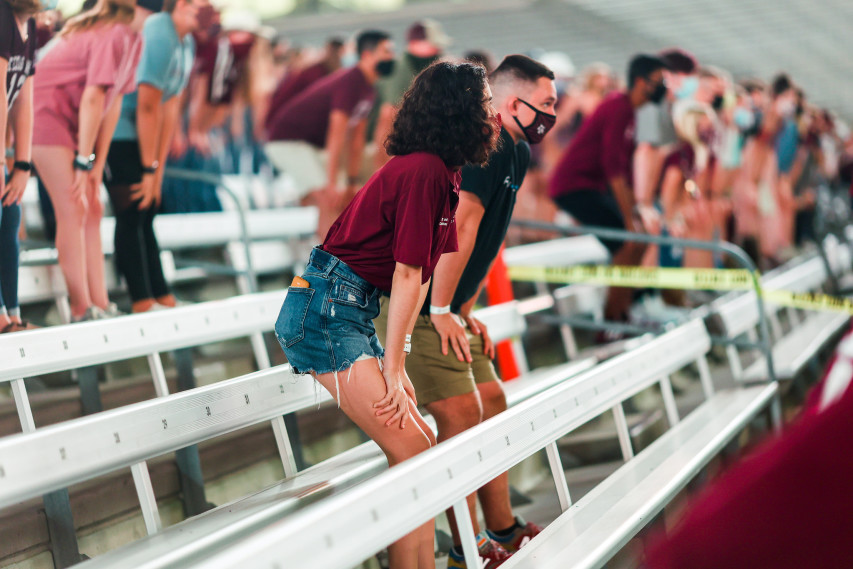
[554,189,625,255]
[105,140,143,186]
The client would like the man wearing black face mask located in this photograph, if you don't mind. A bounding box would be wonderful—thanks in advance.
[374,55,557,568]
[371,19,450,169]
[550,54,668,329]
[265,29,394,236]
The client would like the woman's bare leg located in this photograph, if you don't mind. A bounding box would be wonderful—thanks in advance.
[33,146,91,318]
[406,399,438,569]
[83,176,109,310]
[314,359,434,569]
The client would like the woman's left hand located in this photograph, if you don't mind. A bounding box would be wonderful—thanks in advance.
[3,170,29,206]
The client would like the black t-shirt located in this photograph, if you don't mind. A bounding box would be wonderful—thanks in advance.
[0,1,36,111]
[422,127,531,314]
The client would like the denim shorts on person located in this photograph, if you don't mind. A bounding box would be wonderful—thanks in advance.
[275,248,385,376]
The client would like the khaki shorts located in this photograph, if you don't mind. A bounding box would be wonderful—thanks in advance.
[374,297,500,406]
[264,141,336,199]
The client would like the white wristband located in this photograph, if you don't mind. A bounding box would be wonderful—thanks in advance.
[430,305,451,315]
[403,342,412,354]
[405,334,411,342]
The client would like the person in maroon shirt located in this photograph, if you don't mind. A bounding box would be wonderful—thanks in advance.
[0,0,40,333]
[275,61,499,569]
[644,328,853,569]
[265,30,395,237]
[549,54,668,326]
[264,36,344,129]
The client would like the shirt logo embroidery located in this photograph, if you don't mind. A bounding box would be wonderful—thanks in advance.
[503,176,520,193]
[439,217,449,226]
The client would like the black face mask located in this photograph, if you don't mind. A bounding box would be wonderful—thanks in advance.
[407,52,438,73]
[376,59,396,77]
[648,80,667,105]
[711,94,725,112]
[512,99,557,144]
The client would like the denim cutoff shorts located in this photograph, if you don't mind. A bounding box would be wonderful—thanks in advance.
[275,248,385,375]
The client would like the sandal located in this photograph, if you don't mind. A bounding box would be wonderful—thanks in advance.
[1,320,39,333]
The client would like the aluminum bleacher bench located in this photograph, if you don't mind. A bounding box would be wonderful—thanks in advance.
[0,300,595,567]
[1,291,286,436]
[712,253,849,383]
[18,207,318,321]
[158,319,777,569]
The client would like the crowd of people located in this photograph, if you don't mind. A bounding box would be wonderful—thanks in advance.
[2,2,852,567]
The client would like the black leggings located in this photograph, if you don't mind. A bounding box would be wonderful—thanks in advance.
[105,139,169,302]
[107,187,170,302]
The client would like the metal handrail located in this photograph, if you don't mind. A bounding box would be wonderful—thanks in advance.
[509,219,778,383]
[164,167,258,293]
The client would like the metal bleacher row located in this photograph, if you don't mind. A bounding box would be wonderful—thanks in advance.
[2,184,851,568]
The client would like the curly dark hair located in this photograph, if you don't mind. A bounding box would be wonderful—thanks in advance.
[385,61,498,168]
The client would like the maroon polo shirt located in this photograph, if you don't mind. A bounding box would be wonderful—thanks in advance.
[322,152,460,292]
[549,92,636,198]
[266,66,375,148]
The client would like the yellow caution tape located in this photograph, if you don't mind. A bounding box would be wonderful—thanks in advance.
[763,290,853,315]
[507,265,755,291]
[507,265,853,316]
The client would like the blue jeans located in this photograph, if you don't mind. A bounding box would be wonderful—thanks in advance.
[275,248,384,376]
[0,202,21,312]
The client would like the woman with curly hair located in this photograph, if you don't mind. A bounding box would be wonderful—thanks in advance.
[275,61,499,569]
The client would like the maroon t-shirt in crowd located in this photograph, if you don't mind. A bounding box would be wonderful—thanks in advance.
[0,0,36,111]
[322,152,460,292]
[196,34,254,105]
[266,66,375,148]
[549,92,636,198]
[646,325,853,569]
[265,61,333,130]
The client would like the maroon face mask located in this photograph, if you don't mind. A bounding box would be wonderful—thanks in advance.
[512,99,556,144]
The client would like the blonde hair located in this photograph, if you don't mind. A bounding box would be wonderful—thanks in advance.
[673,101,716,171]
[7,0,42,16]
[581,62,612,91]
[60,0,135,37]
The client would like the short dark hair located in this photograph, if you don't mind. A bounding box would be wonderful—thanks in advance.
[356,30,391,56]
[740,78,766,95]
[628,54,668,88]
[771,73,794,98]
[491,54,555,84]
[658,48,697,74]
[464,50,494,73]
[162,0,178,13]
[327,37,345,50]
[386,62,498,168]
